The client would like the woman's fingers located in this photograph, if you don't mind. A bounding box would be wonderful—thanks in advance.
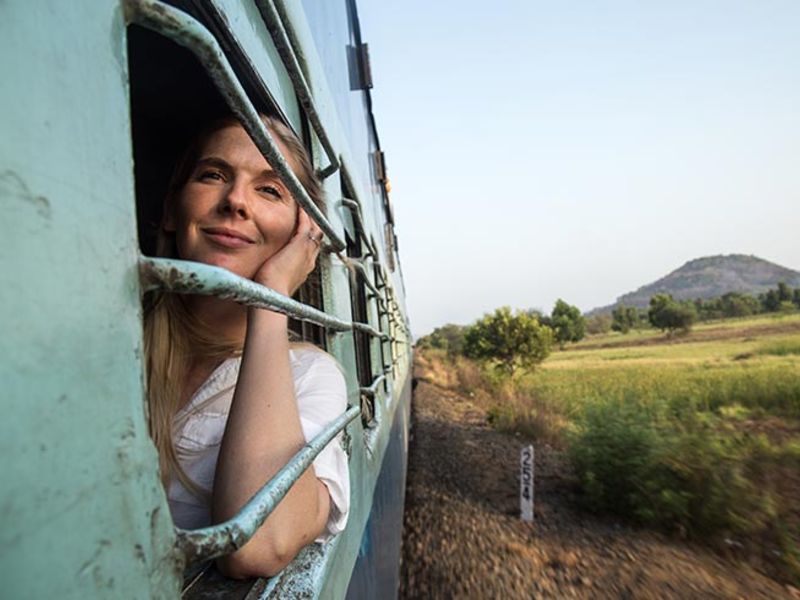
[296,209,324,251]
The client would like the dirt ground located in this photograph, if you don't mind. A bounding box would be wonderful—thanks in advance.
[399,359,798,599]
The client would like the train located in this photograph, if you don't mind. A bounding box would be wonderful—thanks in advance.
[0,0,412,597]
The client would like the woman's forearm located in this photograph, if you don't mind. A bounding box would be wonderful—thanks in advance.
[212,308,329,578]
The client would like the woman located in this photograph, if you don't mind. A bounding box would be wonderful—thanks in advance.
[144,115,349,579]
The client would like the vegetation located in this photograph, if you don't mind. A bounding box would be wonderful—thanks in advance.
[462,307,553,375]
[593,254,800,314]
[611,304,640,333]
[550,299,586,346]
[415,323,467,356]
[648,293,697,334]
[418,312,800,584]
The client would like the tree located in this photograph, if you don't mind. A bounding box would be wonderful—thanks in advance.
[463,307,553,375]
[794,288,800,309]
[550,299,586,346]
[762,289,781,312]
[611,304,639,334]
[777,281,792,302]
[719,292,759,318]
[648,293,697,334]
[416,323,467,356]
[586,314,612,335]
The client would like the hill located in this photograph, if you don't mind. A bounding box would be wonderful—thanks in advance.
[590,254,800,314]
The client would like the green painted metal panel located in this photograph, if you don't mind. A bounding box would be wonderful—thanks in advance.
[0,2,179,597]
[211,0,302,131]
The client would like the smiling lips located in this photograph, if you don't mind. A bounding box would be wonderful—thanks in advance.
[202,226,255,248]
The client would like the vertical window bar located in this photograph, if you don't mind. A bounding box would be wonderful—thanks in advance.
[254,0,340,179]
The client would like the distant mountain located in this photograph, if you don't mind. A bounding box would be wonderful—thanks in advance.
[589,254,800,315]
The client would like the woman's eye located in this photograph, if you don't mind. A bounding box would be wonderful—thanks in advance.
[258,185,283,199]
[198,170,224,182]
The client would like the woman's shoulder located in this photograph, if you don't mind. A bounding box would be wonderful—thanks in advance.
[289,344,343,375]
[289,345,348,418]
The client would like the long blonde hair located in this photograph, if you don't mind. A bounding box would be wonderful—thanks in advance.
[143,115,325,493]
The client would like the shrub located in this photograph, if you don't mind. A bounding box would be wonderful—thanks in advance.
[463,307,553,375]
[568,399,775,537]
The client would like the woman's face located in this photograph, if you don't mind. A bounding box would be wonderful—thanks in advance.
[165,123,299,280]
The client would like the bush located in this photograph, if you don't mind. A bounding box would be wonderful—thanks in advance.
[568,400,776,537]
[649,294,697,333]
[463,307,553,375]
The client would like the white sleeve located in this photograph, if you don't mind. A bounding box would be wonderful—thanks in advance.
[292,350,350,541]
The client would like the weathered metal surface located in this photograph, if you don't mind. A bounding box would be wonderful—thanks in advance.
[345,376,411,599]
[254,0,339,179]
[140,256,350,330]
[0,2,181,597]
[176,405,361,564]
[124,0,346,252]
[139,256,392,343]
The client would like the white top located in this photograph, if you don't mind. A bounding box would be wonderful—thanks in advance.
[167,347,350,542]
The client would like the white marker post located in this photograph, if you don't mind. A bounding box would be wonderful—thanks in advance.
[520,445,534,521]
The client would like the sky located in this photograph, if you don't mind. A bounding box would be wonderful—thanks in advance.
[357,0,800,337]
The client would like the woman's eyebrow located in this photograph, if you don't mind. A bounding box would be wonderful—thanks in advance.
[195,156,231,171]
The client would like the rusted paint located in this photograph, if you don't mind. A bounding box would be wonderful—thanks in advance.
[139,257,394,343]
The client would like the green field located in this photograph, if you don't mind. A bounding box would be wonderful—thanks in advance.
[429,313,800,583]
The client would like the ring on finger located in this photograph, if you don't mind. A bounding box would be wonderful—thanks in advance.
[307,231,323,246]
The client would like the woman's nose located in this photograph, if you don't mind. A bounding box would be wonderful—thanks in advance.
[219,181,250,218]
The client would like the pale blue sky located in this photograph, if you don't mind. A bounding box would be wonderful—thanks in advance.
[358,1,800,336]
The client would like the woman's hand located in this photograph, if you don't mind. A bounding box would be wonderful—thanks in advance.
[254,209,323,295]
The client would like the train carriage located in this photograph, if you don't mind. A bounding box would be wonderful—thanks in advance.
[0,0,411,597]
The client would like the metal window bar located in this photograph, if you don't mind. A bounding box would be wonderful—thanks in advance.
[124,0,346,252]
[340,165,380,254]
[360,374,386,399]
[176,405,361,563]
[352,320,389,341]
[140,257,388,341]
[341,198,378,258]
[350,260,385,310]
[254,0,339,179]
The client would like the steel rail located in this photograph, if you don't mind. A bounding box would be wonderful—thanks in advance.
[175,405,361,563]
[124,0,346,251]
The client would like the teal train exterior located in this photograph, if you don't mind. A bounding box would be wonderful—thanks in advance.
[0,0,412,597]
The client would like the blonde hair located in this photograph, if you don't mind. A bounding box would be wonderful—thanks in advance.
[143,115,325,494]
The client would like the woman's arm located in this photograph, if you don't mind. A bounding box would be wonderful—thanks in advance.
[212,211,330,578]
[212,310,330,578]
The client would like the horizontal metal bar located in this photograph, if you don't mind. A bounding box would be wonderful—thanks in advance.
[139,257,353,331]
[124,0,346,252]
[360,374,386,399]
[351,320,389,340]
[254,0,339,179]
[176,405,361,564]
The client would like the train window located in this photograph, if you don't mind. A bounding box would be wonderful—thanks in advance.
[342,177,375,423]
[127,24,325,345]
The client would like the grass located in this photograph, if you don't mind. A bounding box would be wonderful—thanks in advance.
[419,312,800,584]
